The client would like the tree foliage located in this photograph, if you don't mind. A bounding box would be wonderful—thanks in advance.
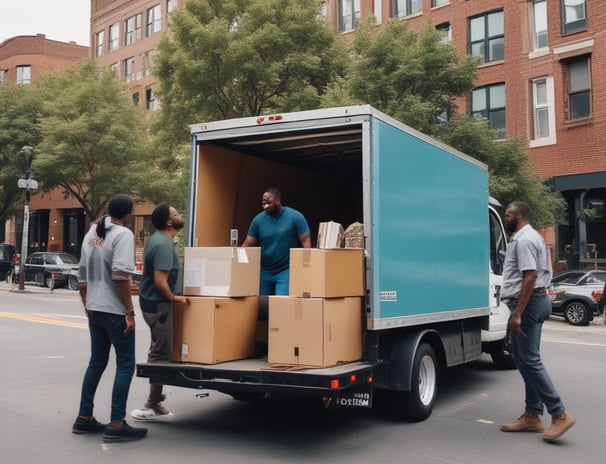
[0,84,41,229]
[153,0,347,144]
[33,60,150,220]
[323,17,564,228]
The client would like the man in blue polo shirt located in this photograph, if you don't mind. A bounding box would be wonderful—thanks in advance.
[242,188,311,295]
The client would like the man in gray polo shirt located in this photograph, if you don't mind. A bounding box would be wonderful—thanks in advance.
[500,201,575,442]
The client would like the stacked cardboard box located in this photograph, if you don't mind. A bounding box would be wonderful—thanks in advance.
[175,247,261,364]
[268,248,365,368]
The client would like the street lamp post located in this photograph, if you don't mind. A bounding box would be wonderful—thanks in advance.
[17,146,37,291]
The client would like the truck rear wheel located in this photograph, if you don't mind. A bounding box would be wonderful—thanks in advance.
[392,343,438,422]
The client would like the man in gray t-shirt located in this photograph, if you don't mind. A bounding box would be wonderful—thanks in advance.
[499,201,575,443]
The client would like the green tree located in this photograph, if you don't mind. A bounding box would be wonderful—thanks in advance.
[33,60,150,220]
[323,18,479,135]
[153,0,347,145]
[0,83,42,233]
[323,17,564,228]
[435,116,566,228]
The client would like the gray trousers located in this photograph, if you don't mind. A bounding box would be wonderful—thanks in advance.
[142,302,173,404]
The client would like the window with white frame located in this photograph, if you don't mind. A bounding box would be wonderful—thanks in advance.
[0,69,8,84]
[142,50,155,77]
[469,10,504,63]
[124,57,135,81]
[146,5,162,36]
[95,31,104,57]
[146,88,159,111]
[566,56,591,120]
[339,0,360,32]
[108,23,119,52]
[471,83,506,138]
[373,0,382,24]
[532,77,555,141]
[167,0,175,13]
[562,0,586,34]
[110,62,120,74]
[394,0,422,18]
[124,14,142,45]
[433,0,449,7]
[16,65,31,85]
[532,0,548,50]
[436,22,451,42]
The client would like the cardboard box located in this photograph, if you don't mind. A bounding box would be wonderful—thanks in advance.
[173,296,258,364]
[289,248,364,297]
[317,221,344,249]
[183,247,260,297]
[268,296,363,367]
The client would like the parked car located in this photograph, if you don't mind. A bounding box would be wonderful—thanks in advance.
[0,244,17,281]
[548,269,606,325]
[14,252,79,290]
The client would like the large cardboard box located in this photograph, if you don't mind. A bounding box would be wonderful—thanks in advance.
[173,296,258,364]
[289,248,364,298]
[183,247,260,297]
[268,296,363,367]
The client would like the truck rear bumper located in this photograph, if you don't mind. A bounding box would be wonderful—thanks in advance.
[136,359,374,397]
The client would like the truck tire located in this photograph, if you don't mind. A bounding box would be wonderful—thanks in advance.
[393,343,438,422]
[489,340,516,370]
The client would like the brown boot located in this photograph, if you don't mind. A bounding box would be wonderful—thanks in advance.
[543,411,575,442]
[501,412,544,432]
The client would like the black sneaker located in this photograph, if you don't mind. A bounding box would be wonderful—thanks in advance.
[102,421,148,443]
[72,416,107,434]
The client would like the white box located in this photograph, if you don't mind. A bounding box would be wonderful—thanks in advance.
[317,221,344,249]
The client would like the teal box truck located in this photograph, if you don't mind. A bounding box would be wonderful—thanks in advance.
[136,105,511,421]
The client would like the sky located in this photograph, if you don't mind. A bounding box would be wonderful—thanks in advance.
[0,0,91,46]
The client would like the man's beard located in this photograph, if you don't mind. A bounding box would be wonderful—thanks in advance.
[505,218,518,234]
[172,221,185,230]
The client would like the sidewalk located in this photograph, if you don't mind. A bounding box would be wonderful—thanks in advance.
[0,279,78,295]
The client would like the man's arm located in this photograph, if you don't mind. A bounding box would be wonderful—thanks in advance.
[153,269,188,304]
[241,235,258,247]
[112,272,136,334]
[508,269,537,335]
[299,232,312,248]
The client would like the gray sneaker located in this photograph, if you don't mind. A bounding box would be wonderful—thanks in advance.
[131,403,170,420]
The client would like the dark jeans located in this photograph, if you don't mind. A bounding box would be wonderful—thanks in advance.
[78,310,135,422]
[507,295,565,416]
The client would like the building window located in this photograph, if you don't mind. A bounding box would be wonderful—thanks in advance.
[132,92,140,107]
[562,0,586,34]
[469,10,504,63]
[167,0,175,13]
[125,14,142,46]
[110,62,120,74]
[108,23,119,52]
[566,56,591,120]
[373,0,382,24]
[146,5,162,36]
[471,83,506,138]
[142,50,155,77]
[95,31,104,57]
[436,22,451,42]
[532,77,555,141]
[16,65,31,85]
[146,88,159,111]
[532,0,548,50]
[394,0,422,18]
[124,57,135,82]
[338,0,360,32]
[433,0,449,7]
[0,69,7,84]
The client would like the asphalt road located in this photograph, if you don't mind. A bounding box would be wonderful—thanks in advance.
[1,280,605,464]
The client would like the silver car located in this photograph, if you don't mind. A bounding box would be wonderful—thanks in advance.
[548,269,606,325]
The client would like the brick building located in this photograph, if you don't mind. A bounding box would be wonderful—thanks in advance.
[325,0,606,268]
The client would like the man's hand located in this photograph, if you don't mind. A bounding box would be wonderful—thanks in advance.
[508,312,522,335]
[173,295,190,305]
[123,314,135,335]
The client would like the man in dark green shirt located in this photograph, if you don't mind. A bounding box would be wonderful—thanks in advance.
[131,203,189,420]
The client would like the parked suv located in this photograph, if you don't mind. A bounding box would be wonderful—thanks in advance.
[548,269,606,325]
[0,244,17,281]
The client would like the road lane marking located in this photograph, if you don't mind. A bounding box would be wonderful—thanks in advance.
[0,311,87,329]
